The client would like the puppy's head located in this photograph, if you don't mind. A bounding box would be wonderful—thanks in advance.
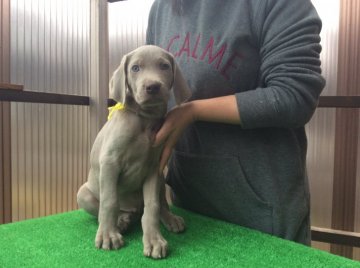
[109,45,191,118]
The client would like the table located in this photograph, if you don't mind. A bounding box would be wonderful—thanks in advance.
[0,207,359,267]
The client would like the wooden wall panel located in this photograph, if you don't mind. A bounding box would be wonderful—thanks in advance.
[108,0,153,75]
[10,104,90,221]
[354,122,360,260]
[0,0,12,224]
[307,1,340,254]
[331,0,360,259]
[9,0,91,222]
[10,0,90,95]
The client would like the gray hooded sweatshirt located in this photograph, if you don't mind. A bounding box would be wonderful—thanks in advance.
[146,0,325,245]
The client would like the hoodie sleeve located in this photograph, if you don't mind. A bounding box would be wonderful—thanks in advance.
[236,0,326,129]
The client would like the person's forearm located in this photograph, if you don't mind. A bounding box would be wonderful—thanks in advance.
[188,95,241,125]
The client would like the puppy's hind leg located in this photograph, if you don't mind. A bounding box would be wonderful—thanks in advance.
[117,192,143,233]
[77,183,99,217]
[117,209,141,233]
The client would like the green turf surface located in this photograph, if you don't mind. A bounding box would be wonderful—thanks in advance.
[0,207,359,268]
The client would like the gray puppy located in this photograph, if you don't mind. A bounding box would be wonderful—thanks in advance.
[77,45,191,259]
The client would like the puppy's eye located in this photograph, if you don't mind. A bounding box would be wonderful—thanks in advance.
[159,63,171,71]
[131,65,140,72]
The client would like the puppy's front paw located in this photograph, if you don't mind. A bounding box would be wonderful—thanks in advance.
[95,225,124,250]
[143,232,168,259]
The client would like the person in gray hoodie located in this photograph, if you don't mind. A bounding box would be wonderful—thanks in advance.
[147,0,326,245]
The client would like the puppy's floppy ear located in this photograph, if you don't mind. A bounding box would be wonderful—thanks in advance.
[109,54,128,104]
[171,57,192,104]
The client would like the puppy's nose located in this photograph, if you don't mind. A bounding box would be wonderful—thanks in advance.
[145,83,161,95]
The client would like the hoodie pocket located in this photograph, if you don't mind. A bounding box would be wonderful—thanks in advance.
[171,151,273,235]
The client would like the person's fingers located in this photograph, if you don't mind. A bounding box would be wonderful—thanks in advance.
[155,104,195,171]
[159,130,180,172]
[159,143,172,173]
[154,127,166,147]
[153,118,174,147]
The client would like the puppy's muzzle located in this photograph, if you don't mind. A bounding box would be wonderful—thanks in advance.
[145,82,162,95]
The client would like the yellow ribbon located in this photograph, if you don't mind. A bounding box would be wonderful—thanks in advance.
[108,102,125,120]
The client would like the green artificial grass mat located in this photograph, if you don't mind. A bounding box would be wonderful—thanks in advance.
[0,207,359,268]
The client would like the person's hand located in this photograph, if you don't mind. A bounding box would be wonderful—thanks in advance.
[153,95,241,173]
[153,102,196,173]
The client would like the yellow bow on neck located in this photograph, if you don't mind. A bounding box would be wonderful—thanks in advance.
[108,102,125,120]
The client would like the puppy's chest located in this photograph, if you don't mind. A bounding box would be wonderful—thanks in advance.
[122,131,159,169]
[117,126,161,189]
